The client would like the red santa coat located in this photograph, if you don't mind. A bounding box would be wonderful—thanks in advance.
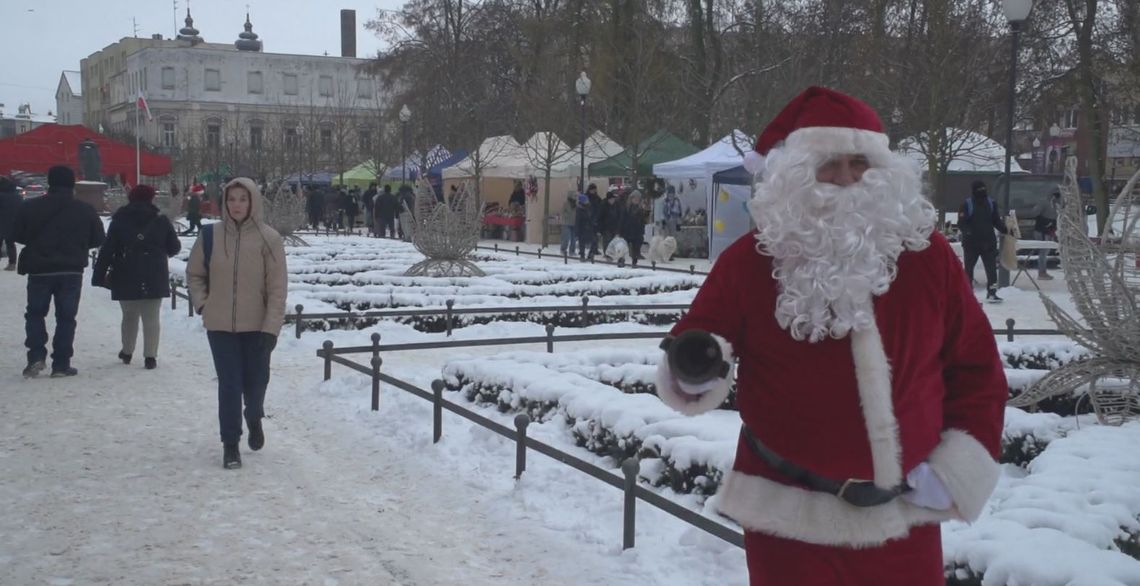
[657,231,1006,583]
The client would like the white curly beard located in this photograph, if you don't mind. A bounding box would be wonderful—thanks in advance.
[748,147,937,343]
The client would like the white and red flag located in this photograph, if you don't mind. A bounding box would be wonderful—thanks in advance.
[136,90,153,122]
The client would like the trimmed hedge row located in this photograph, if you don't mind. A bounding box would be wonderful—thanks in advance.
[298,309,684,334]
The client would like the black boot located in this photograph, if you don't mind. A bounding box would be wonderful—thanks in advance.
[118,351,132,365]
[22,360,45,378]
[247,418,264,451]
[50,367,79,378]
[144,357,157,370]
[986,288,1003,303]
[223,443,242,469]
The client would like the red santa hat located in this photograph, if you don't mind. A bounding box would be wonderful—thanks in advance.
[743,87,891,174]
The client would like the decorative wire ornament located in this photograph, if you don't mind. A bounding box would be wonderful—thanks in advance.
[261,183,310,246]
[1009,158,1140,425]
[403,179,485,277]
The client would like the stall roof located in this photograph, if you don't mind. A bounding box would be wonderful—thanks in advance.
[899,129,1027,173]
[442,136,527,179]
[652,130,752,178]
[588,130,698,177]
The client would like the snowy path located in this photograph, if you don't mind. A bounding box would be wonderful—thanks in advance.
[0,272,718,585]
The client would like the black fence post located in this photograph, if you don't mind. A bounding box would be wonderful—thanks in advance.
[371,356,383,411]
[622,457,640,550]
[537,247,543,259]
[514,413,531,479]
[431,379,445,443]
[494,243,499,253]
[651,261,656,271]
[1006,318,1016,342]
[515,246,520,256]
[187,290,194,317]
[322,340,334,381]
[170,279,178,311]
[294,304,305,339]
[580,296,589,325]
[564,251,568,265]
[445,299,455,337]
[689,264,696,275]
[546,324,555,353]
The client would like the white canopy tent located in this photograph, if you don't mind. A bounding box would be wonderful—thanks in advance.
[441,135,528,180]
[521,132,578,177]
[898,129,1027,173]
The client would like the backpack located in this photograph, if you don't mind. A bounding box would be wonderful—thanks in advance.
[962,197,995,221]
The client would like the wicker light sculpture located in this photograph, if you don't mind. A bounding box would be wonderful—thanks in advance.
[403,179,485,277]
[261,183,310,246]
[1009,158,1140,425]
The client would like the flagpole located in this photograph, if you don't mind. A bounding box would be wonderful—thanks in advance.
[135,101,141,186]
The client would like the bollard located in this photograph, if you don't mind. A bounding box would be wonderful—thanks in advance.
[651,261,656,271]
[545,323,556,353]
[170,280,178,310]
[1006,318,1016,342]
[515,246,520,256]
[537,247,542,259]
[432,379,445,443]
[294,304,305,339]
[371,356,383,411]
[494,243,499,253]
[514,413,531,479]
[622,457,640,550]
[580,296,589,325]
[690,264,696,275]
[322,340,334,380]
[445,299,455,337]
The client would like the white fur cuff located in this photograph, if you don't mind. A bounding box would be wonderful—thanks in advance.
[924,429,1000,522]
[785,127,891,157]
[654,334,734,416]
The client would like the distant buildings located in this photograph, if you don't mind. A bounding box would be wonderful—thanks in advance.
[78,9,389,183]
[0,103,56,140]
[55,71,83,126]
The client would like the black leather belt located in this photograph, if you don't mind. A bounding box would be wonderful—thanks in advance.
[741,425,909,508]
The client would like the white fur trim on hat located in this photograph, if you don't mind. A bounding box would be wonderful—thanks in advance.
[742,150,765,175]
[714,469,953,547]
[655,333,734,416]
[850,323,903,489]
[924,429,1000,521]
[785,126,890,157]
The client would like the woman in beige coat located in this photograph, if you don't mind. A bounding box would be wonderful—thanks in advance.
[187,177,287,469]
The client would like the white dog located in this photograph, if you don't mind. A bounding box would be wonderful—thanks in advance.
[647,235,678,264]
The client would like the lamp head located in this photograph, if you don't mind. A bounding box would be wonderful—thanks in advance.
[575,72,591,97]
[399,104,411,123]
[1002,0,1032,23]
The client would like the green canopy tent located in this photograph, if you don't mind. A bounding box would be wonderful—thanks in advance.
[335,161,384,189]
[587,130,698,178]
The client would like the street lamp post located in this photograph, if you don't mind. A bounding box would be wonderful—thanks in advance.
[1032,137,1042,173]
[399,105,411,187]
[575,72,591,193]
[998,0,1033,288]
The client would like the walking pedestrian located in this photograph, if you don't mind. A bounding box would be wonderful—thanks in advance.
[13,165,105,377]
[374,184,398,238]
[958,180,1010,302]
[182,189,203,236]
[187,177,287,469]
[0,176,21,270]
[91,184,181,369]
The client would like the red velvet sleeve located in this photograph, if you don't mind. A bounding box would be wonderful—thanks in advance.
[937,233,1007,457]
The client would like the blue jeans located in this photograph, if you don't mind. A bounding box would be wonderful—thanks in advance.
[25,274,83,370]
[207,331,274,445]
[1035,230,1051,273]
[560,225,577,255]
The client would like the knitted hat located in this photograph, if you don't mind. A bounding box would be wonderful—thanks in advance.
[129,184,157,203]
[47,165,76,189]
[971,180,987,196]
[744,87,889,174]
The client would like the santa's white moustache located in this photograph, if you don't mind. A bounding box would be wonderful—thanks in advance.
[748,148,937,343]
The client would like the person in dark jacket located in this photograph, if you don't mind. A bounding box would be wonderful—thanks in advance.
[305,187,324,230]
[598,190,621,257]
[575,193,598,261]
[619,190,648,266]
[0,176,21,270]
[362,183,377,234]
[958,180,1009,302]
[584,183,602,257]
[374,184,399,238]
[12,165,105,378]
[182,190,203,235]
[508,181,526,210]
[92,184,181,369]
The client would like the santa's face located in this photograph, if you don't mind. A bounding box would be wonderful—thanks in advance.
[748,148,936,342]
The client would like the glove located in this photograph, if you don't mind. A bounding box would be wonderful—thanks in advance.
[261,332,278,352]
[902,462,953,511]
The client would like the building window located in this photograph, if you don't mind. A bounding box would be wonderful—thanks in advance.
[162,122,176,148]
[283,74,298,96]
[1061,108,1079,130]
[356,80,373,99]
[250,125,263,150]
[358,129,371,152]
[161,67,175,90]
[319,76,333,97]
[284,127,298,149]
[248,71,263,94]
[205,69,221,92]
[206,123,221,148]
[320,127,332,151]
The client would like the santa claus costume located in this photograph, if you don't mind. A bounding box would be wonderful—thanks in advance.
[655,87,1007,585]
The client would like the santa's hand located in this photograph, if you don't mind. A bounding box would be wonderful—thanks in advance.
[902,462,953,510]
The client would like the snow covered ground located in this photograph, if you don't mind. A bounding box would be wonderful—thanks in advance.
[2,232,1138,584]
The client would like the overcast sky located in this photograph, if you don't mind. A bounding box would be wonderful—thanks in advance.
[0,0,405,117]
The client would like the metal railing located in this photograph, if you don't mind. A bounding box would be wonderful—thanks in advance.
[474,242,711,276]
[315,329,743,551]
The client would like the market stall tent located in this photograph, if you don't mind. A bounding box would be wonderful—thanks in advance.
[0,123,172,178]
[520,132,581,244]
[587,130,698,179]
[336,161,383,188]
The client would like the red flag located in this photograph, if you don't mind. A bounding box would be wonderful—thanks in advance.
[136,90,153,122]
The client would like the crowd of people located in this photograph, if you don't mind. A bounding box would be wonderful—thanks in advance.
[555,182,652,264]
